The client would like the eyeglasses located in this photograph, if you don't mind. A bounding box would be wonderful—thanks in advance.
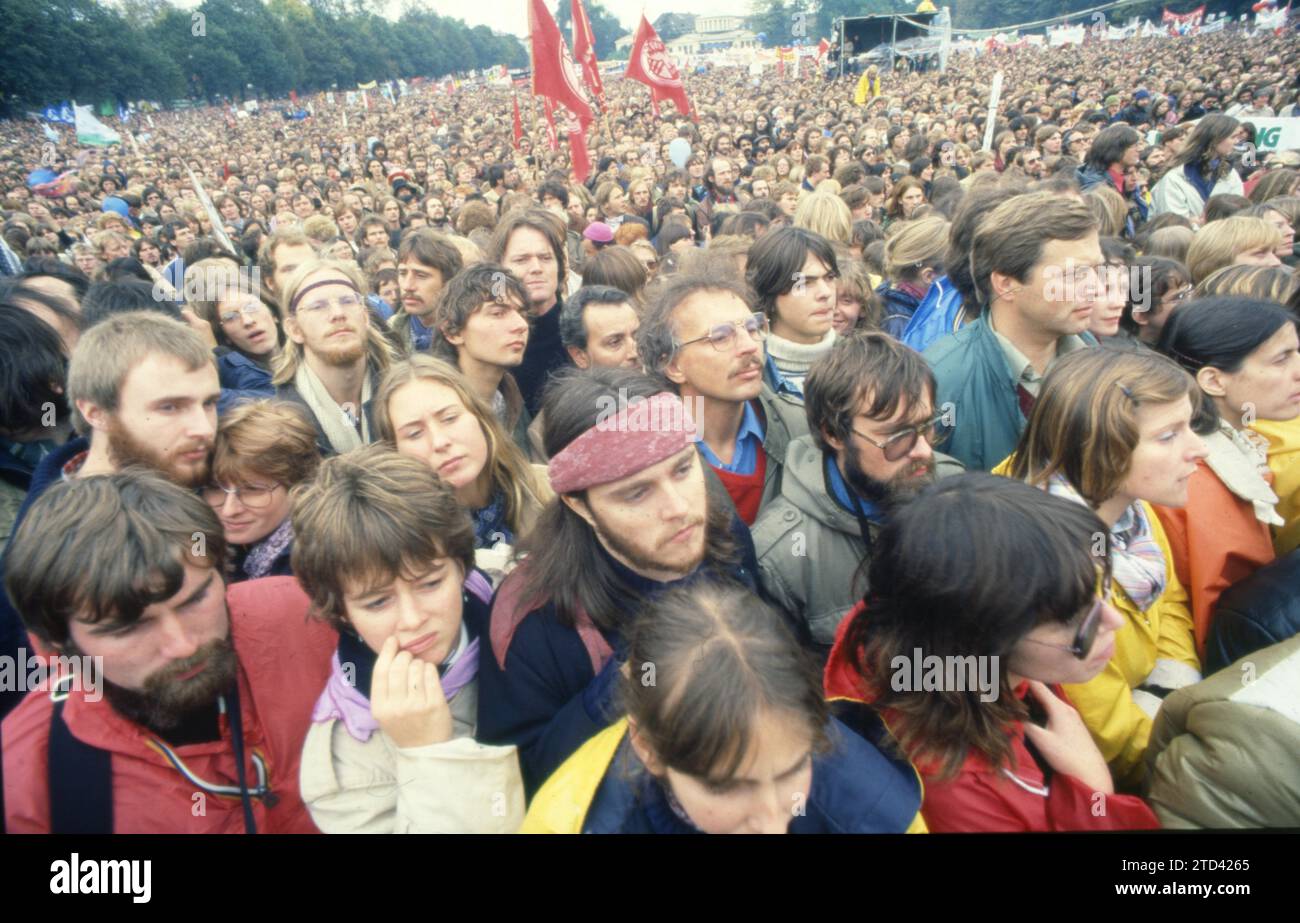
[201,483,281,510]
[675,312,769,353]
[297,292,364,316]
[1022,576,1112,660]
[219,301,268,324]
[851,413,952,462]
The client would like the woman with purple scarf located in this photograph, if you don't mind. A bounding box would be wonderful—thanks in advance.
[292,445,524,833]
[203,400,321,582]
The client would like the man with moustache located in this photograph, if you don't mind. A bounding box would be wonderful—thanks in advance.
[389,229,464,354]
[477,368,760,795]
[636,273,809,526]
[3,471,334,832]
[273,260,395,456]
[752,333,964,657]
[0,313,221,720]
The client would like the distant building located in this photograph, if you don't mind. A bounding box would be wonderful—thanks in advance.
[666,15,760,55]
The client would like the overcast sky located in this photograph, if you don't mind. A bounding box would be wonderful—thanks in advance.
[382,1,752,38]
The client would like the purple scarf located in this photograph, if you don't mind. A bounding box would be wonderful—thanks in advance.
[243,518,293,580]
[310,572,491,742]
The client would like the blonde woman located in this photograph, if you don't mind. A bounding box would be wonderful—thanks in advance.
[374,354,552,582]
[793,191,853,244]
[879,215,948,339]
[1000,348,1207,788]
[1185,216,1283,284]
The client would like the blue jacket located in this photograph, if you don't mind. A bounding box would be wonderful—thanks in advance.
[476,516,760,795]
[540,703,925,833]
[215,349,274,415]
[877,284,923,341]
[922,316,1027,472]
[0,437,87,720]
[900,275,965,354]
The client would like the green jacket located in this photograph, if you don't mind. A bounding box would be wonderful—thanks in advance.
[1145,633,1300,829]
[922,315,1026,472]
[752,434,964,651]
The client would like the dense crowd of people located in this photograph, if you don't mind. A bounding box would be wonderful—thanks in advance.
[1,24,1298,834]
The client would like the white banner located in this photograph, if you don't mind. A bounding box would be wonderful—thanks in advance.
[1250,118,1300,154]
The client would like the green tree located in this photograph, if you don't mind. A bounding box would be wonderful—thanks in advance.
[554,0,627,60]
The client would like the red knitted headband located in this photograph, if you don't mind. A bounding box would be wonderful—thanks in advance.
[547,391,700,495]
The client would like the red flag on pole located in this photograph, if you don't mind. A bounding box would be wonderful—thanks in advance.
[624,14,693,119]
[542,98,559,151]
[568,124,590,184]
[528,0,593,128]
[512,93,523,149]
[571,0,605,108]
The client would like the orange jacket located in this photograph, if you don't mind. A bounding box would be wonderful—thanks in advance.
[1153,461,1275,661]
[3,577,335,834]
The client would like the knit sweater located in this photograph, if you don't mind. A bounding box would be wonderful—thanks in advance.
[764,329,835,394]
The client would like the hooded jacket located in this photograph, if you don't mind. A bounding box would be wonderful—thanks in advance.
[521,709,927,834]
[877,283,923,340]
[1145,634,1300,829]
[3,577,335,833]
[823,604,1161,833]
[752,435,964,651]
[900,275,965,355]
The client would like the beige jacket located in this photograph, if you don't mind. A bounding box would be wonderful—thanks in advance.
[300,680,526,833]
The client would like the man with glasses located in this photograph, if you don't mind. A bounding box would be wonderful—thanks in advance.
[274,261,387,456]
[753,333,963,656]
[637,272,809,525]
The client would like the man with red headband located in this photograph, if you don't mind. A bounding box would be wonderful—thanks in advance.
[476,367,760,795]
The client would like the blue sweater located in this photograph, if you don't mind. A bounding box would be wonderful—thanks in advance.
[476,515,759,795]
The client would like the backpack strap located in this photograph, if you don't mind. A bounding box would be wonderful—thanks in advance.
[48,691,113,834]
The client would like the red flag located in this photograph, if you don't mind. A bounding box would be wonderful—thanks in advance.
[569,125,590,184]
[817,37,830,59]
[571,0,605,107]
[542,98,559,151]
[624,15,692,119]
[512,93,523,149]
[528,0,593,128]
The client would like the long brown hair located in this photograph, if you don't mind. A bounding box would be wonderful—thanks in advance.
[519,368,738,631]
[1007,347,1197,507]
[373,354,548,538]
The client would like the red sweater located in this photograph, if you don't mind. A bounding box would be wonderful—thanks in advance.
[711,449,767,526]
[824,603,1161,833]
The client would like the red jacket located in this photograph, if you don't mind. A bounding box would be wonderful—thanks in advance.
[4,577,335,834]
[824,603,1160,833]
